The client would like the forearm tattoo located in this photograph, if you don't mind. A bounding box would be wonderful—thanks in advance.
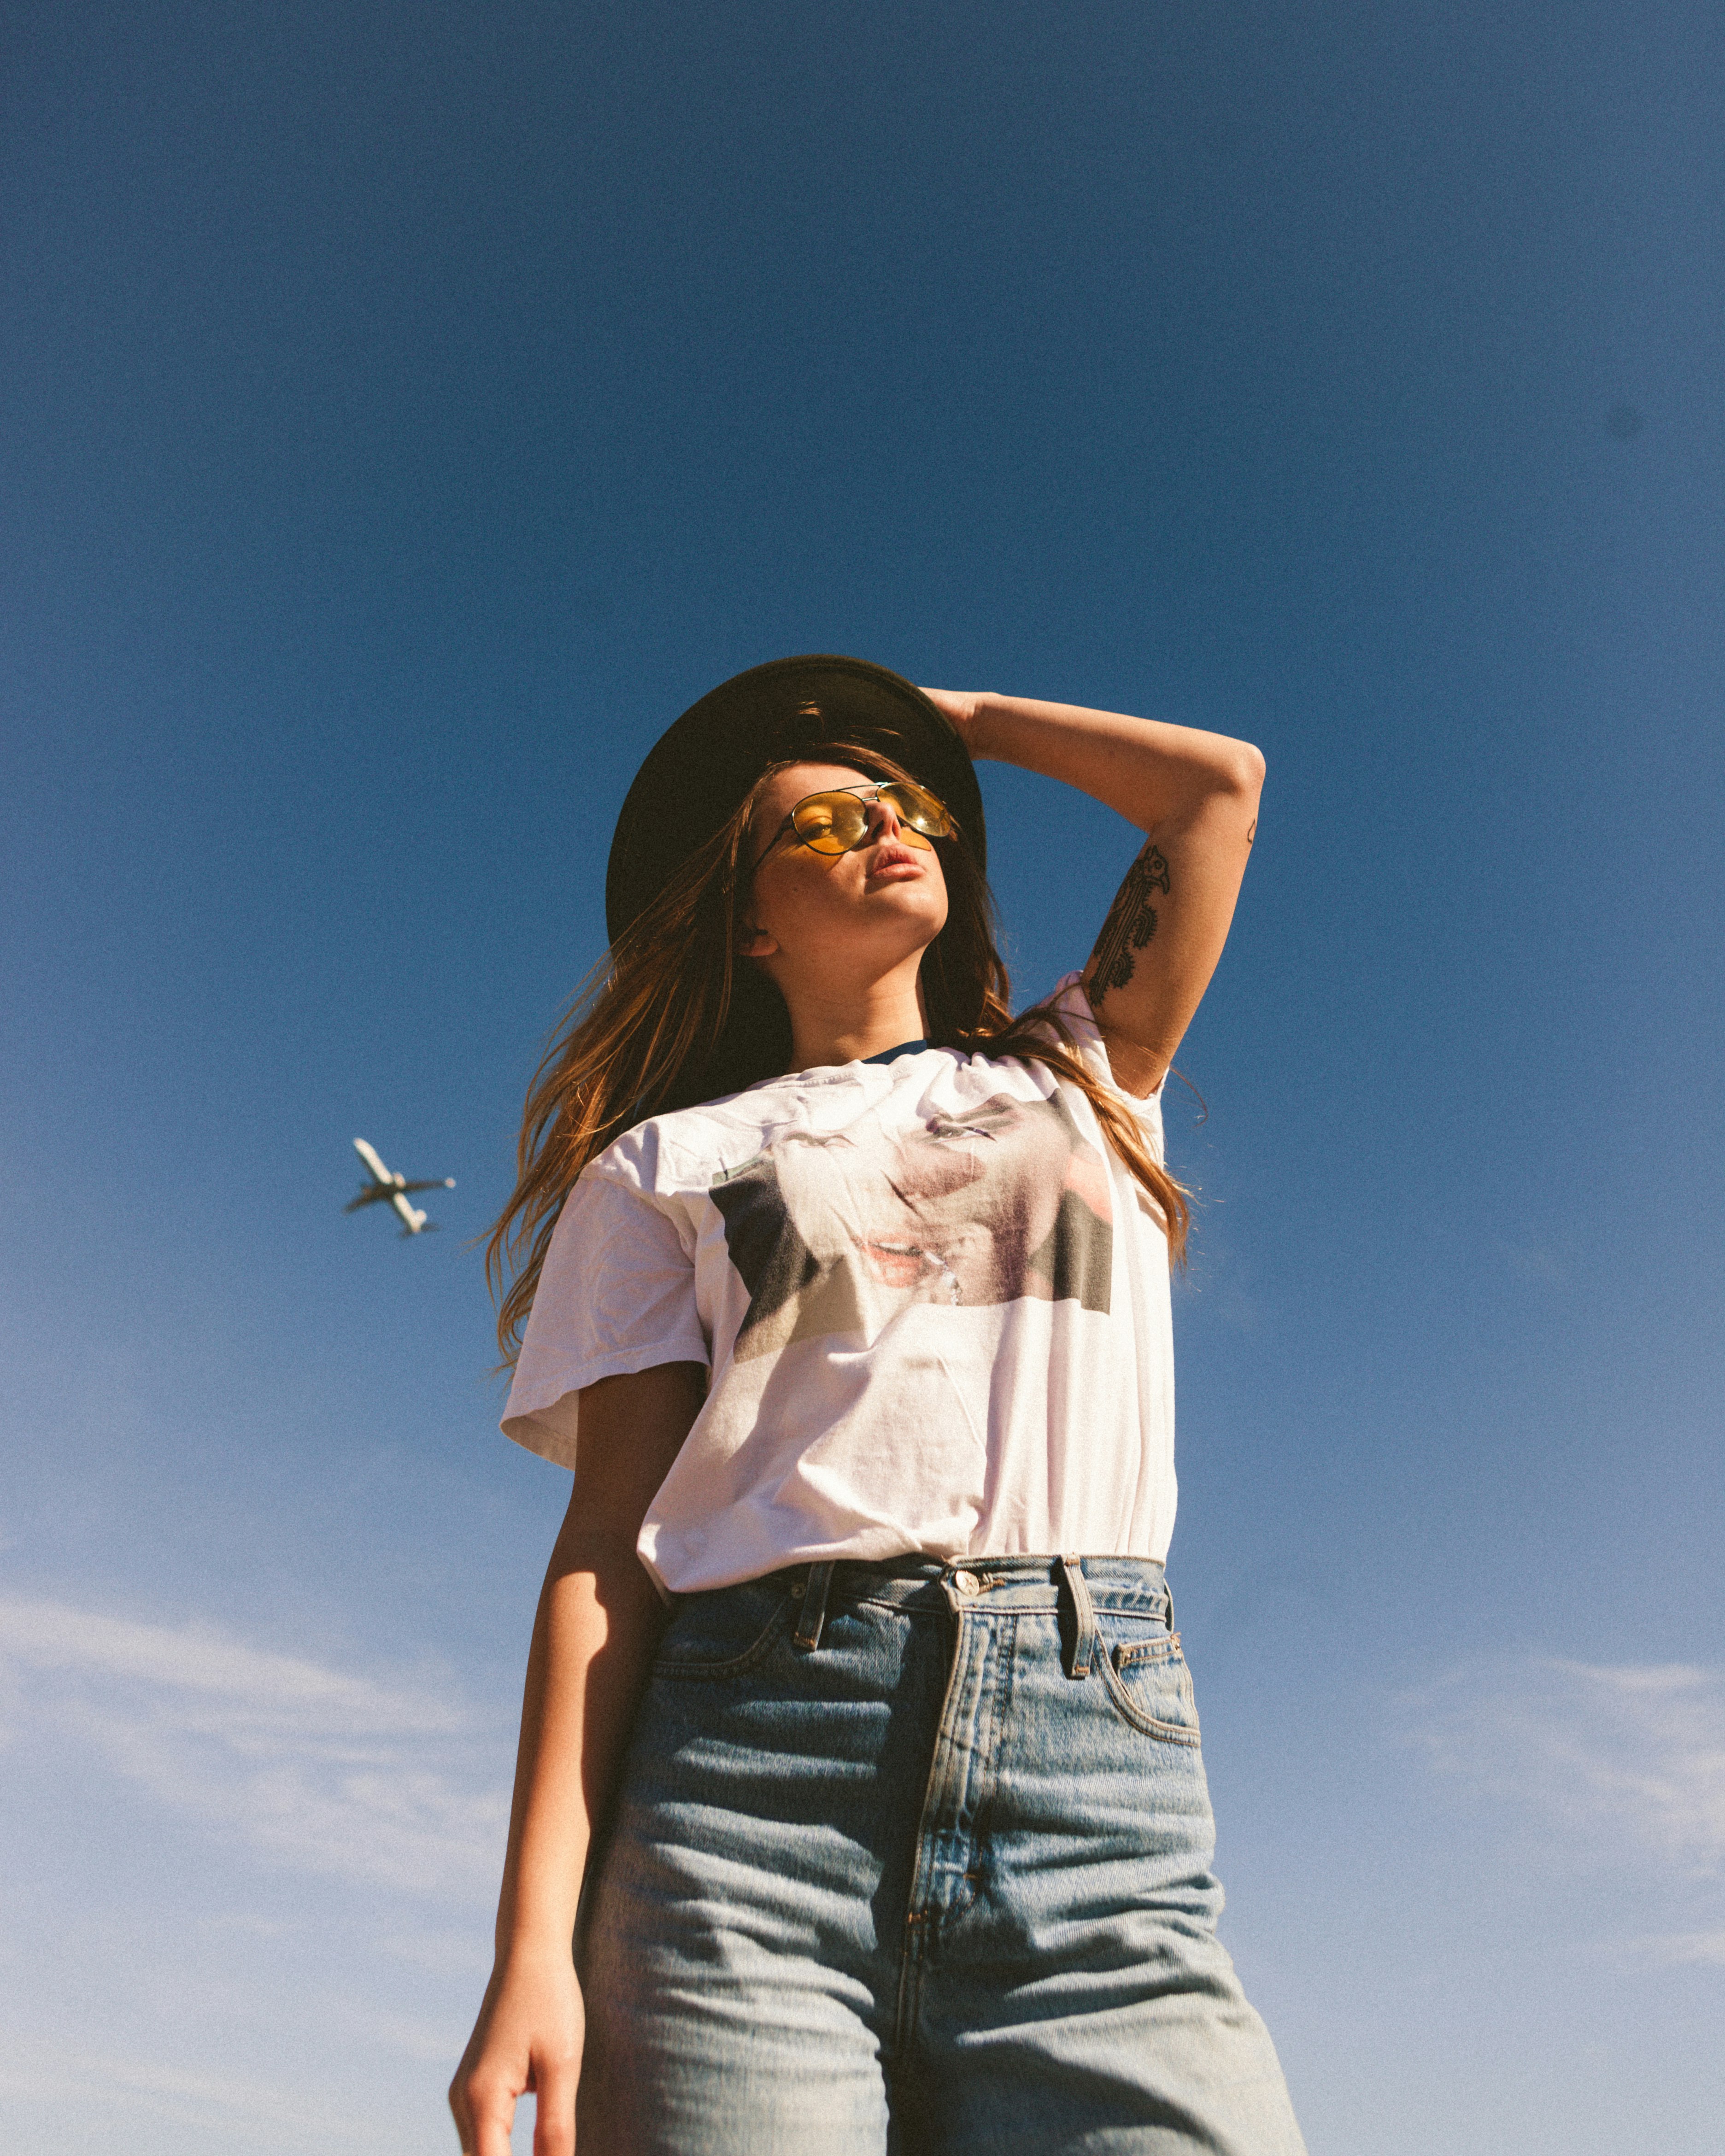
[1085,842,1170,1002]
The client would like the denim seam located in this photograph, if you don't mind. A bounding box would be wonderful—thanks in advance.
[965,1609,1016,1913]
[939,1611,1007,1929]
[933,1611,994,1923]
[1113,1638,1179,1670]
[895,1594,978,2060]
[1095,1647,1203,1745]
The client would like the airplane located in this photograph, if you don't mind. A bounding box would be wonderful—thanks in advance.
[346,1138,455,1237]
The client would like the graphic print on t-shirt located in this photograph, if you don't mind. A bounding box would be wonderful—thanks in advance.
[708,1090,1112,1361]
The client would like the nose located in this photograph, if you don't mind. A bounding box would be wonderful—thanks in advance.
[860,791,932,853]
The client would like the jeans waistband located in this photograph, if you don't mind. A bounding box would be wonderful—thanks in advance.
[779,1552,1165,1609]
[769,1553,1172,1669]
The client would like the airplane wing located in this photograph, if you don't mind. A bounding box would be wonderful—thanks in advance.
[353,1137,393,1185]
[344,1187,393,1212]
[397,1178,456,1194]
[390,1192,428,1234]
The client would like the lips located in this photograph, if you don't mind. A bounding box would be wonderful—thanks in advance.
[868,844,923,878]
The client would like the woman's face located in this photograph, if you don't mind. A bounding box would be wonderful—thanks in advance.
[741,762,950,980]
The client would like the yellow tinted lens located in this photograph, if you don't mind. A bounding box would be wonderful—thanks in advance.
[883,781,953,837]
[791,791,868,852]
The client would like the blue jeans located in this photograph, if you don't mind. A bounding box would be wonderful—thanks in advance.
[578,1555,1305,2155]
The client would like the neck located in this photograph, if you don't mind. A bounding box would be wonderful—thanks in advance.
[779,952,927,1072]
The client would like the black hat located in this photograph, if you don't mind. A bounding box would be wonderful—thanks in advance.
[604,655,986,942]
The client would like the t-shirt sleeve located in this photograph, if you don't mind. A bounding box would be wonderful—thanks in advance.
[500,1167,709,1470]
[1043,971,1167,1158]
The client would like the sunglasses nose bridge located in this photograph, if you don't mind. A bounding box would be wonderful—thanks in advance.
[774,782,941,859]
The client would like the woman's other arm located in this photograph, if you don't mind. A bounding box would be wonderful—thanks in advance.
[923,689,1263,1097]
[449,1359,705,2156]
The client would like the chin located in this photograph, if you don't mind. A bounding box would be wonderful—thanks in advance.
[869,875,946,919]
[810,904,943,977]
[871,896,947,948]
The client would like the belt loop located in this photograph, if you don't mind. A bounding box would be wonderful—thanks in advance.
[1057,1553,1098,1680]
[1162,1580,1176,1640]
[792,1561,835,1652]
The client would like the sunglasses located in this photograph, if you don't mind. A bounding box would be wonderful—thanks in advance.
[758,779,958,861]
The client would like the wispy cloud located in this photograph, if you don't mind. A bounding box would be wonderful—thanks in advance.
[0,2038,399,2153]
[1406,1656,1725,1876]
[0,1594,509,1898]
[1617,1928,1725,1968]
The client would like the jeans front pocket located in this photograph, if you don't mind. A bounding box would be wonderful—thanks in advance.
[653,1576,798,1681]
[1094,1615,1202,1745]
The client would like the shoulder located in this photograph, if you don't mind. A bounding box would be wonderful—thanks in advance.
[588,1072,809,1198]
[1008,972,1168,1141]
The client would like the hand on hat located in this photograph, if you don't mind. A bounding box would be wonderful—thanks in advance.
[918,685,987,735]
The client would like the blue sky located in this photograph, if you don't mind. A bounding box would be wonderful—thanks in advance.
[3,1,1722,2149]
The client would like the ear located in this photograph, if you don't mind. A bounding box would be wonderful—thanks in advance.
[736,923,779,959]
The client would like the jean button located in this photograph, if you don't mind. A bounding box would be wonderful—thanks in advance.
[952,1569,981,1597]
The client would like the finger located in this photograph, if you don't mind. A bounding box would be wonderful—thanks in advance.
[462,2077,518,2156]
[447,2074,472,2150]
[531,2063,578,2156]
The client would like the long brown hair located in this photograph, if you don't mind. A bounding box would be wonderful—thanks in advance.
[487,745,1188,1360]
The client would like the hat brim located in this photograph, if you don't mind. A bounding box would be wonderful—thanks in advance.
[604,655,986,943]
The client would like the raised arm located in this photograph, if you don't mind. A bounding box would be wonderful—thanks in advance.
[450,1359,705,2156]
[923,689,1263,1096]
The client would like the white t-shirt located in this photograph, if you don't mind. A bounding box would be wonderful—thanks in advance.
[501,975,1176,1596]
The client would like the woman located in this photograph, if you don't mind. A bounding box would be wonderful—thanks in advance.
[451,656,1304,2155]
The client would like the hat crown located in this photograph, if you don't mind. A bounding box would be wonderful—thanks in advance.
[604,655,985,942]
